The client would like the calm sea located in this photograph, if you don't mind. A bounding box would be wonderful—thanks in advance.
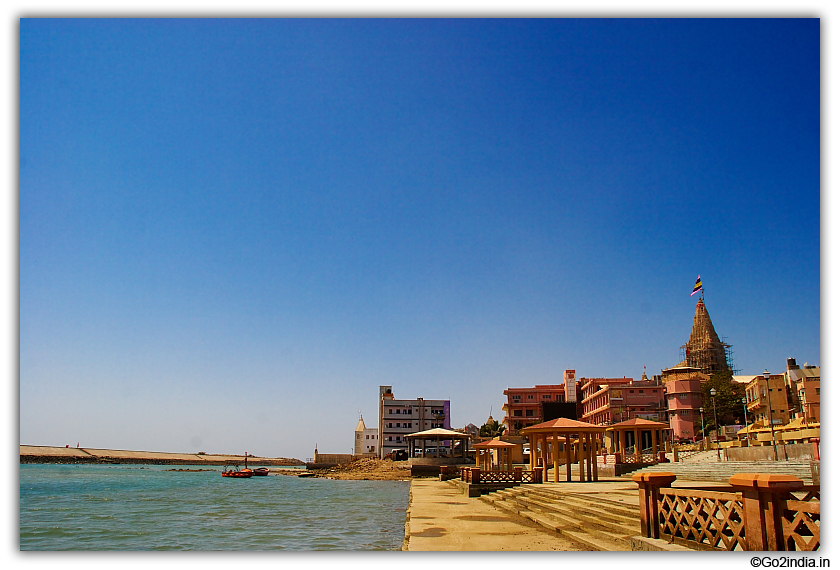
[20,464,410,550]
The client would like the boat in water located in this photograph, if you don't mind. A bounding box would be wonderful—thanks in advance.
[222,455,254,478]
[221,463,253,478]
[253,467,270,476]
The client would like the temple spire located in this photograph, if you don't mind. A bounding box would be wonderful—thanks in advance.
[679,294,732,375]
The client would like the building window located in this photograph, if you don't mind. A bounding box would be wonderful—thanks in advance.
[528,395,535,400]
[525,410,534,417]
[513,410,523,417]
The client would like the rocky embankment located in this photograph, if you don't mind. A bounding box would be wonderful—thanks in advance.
[20,445,304,466]
[311,457,413,480]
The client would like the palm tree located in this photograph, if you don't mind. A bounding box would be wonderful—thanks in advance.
[479,419,506,438]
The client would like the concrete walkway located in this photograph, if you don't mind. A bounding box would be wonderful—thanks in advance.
[404,479,582,550]
[404,476,732,551]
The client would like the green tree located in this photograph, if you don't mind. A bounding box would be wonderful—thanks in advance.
[701,370,747,433]
[479,419,506,438]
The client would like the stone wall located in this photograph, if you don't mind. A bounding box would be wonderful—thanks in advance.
[724,442,815,462]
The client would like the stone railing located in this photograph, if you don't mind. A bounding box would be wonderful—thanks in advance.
[634,472,820,551]
[460,466,543,484]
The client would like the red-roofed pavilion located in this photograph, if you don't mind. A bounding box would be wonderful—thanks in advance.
[472,438,517,471]
[606,418,670,463]
[521,418,607,483]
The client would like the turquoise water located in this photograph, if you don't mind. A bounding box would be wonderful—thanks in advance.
[20,464,410,550]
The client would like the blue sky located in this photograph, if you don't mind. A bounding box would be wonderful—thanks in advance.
[19,18,820,461]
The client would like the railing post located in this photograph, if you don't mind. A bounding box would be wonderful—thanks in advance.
[673,447,679,463]
[470,467,481,484]
[730,473,804,551]
[633,472,676,539]
[514,466,522,482]
[533,466,543,484]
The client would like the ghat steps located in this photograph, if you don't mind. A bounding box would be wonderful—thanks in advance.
[621,459,816,484]
[479,486,675,551]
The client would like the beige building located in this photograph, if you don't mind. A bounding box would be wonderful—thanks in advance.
[745,373,790,427]
[378,386,450,458]
[784,357,820,422]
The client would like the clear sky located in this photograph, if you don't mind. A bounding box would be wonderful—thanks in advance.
[19,17,820,461]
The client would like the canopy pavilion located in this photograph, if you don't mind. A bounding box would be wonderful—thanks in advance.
[521,418,606,483]
[606,418,671,463]
[404,428,472,461]
[777,417,820,444]
[737,417,820,446]
[472,438,517,471]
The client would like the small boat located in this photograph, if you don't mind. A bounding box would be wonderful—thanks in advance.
[253,467,270,476]
[222,461,253,478]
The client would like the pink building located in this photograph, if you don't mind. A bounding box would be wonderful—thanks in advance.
[502,384,567,432]
[662,365,709,442]
[580,372,667,426]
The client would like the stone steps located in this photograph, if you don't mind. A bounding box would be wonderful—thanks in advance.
[480,487,649,551]
[623,460,815,484]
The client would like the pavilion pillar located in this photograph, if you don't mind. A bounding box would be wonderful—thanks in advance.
[541,434,548,469]
[529,434,535,470]
[652,429,659,459]
[635,428,641,459]
[552,433,560,482]
[578,433,585,482]
[592,434,600,482]
[565,433,572,482]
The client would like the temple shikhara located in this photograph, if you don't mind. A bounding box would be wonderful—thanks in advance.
[678,295,733,376]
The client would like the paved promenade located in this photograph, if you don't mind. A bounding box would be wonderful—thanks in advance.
[404,479,582,550]
[403,476,732,551]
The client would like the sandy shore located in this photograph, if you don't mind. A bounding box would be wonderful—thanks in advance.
[20,445,304,466]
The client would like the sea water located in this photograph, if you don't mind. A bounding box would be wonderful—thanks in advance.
[19,464,410,550]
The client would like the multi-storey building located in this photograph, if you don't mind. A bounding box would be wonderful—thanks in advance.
[662,365,710,442]
[377,386,450,458]
[354,415,379,455]
[745,373,790,427]
[502,384,567,432]
[784,357,820,422]
[579,372,667,426]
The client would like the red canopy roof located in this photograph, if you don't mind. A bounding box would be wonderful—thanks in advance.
[521,417,606,434]
[473,439,517,448]
[607,418,669,430]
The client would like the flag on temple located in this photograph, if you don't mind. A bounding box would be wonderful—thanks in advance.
[691,275,703,296]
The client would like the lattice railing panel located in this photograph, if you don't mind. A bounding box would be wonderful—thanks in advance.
[660,489,746,551]
[782,491,820,551]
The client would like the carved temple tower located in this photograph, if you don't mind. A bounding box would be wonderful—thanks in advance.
[678,297,733,376]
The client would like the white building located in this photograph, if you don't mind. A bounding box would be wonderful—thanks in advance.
[378,386,451,458]
[354,415,379,455]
